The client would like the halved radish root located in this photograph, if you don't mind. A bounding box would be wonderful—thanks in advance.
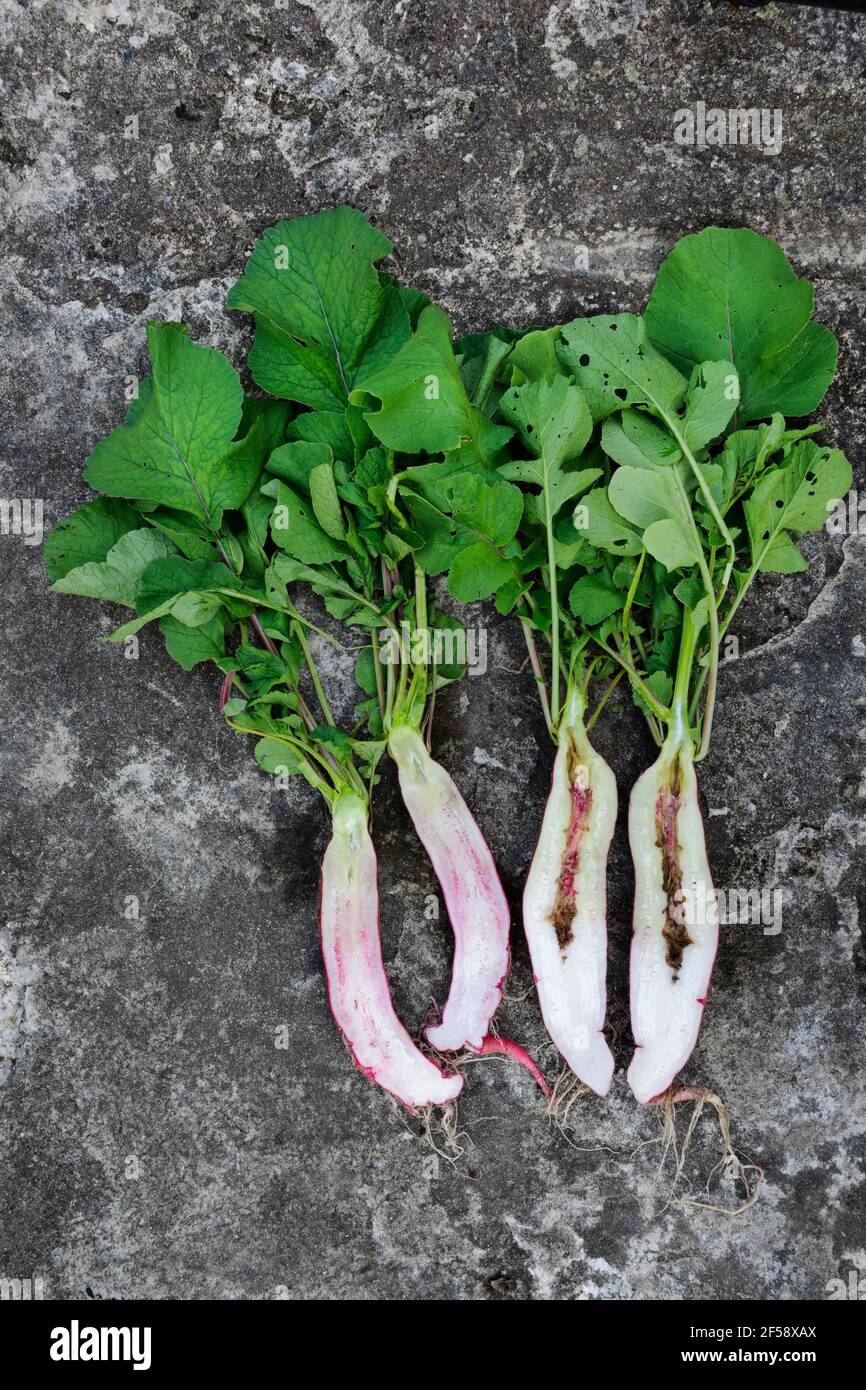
[522,689,617,1096]
[627,736,719,1105]
[320,792,463,1109]
[388,724,511,1053]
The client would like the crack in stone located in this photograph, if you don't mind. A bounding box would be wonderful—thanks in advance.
[724,532,866,670]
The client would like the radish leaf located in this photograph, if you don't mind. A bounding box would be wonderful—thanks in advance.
[559,313,687,422]
[351,306,498,456]
[160,612,226,669]
[44,498,141,582]
[84,322,261,527]
[227,206,407,410]
[51,527,176,607]
[744,441,852,573]
[645,226,838,424]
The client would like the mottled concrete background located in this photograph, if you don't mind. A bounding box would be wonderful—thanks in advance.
[1,0,864,1301]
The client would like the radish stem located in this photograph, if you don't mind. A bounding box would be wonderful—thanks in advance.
[520,612,553,735]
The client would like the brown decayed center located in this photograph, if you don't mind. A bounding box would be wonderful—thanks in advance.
[656,755,691,974]
[550,745,593,951]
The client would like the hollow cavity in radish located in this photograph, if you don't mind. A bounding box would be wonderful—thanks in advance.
[319,792,463,1109]
[388,724,510,1053]
[627,736,719,1105]
[522,692,616,1096]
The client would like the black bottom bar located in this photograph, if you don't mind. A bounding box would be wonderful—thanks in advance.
[3,1298,858,1374]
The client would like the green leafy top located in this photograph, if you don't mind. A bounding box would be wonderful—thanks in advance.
[44,212,494,805]
[644,226,838,424]
[45,316,385,807]
[45,216,849,789]
[407,226,848,757]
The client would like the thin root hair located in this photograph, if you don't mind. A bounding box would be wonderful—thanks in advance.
[652,1085,764,1217]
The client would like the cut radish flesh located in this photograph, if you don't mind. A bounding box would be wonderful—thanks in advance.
[319,792,463,1108]
[627,737,720,1105]
[522,695,617,1096]
[388,724,510,1053]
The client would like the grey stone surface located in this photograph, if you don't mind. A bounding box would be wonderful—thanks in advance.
[1,0,864,1301]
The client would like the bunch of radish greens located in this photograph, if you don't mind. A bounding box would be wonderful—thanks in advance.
[45,209,849,1117]
[44,208,519,1112]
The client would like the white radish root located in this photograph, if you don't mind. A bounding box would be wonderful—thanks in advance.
[627,736,720,1105]
[523,693,617,1096]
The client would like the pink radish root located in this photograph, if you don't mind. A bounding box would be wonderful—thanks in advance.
[388,725,511,1053]
[319,792,463,1111]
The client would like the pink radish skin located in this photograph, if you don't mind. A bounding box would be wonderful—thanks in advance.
[522,692,616,1096]
[478,1033,552,1098]
[388,725,510,1053]
[627,737,720,1105]
[319,792,463,1109]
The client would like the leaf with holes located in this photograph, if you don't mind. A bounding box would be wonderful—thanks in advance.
[559,313,687,423]
[744,440,852,573]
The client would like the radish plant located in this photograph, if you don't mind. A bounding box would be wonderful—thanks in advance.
[556,228,849,1101]
[228,217,513,1056]
[44,209,850,1123]
[477,228,849,1103]
[408,227,848,1106]
[490,373,621,1096]
[378,347,622,1093]
[46,206,523,1114]
[43,310,464,1111]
